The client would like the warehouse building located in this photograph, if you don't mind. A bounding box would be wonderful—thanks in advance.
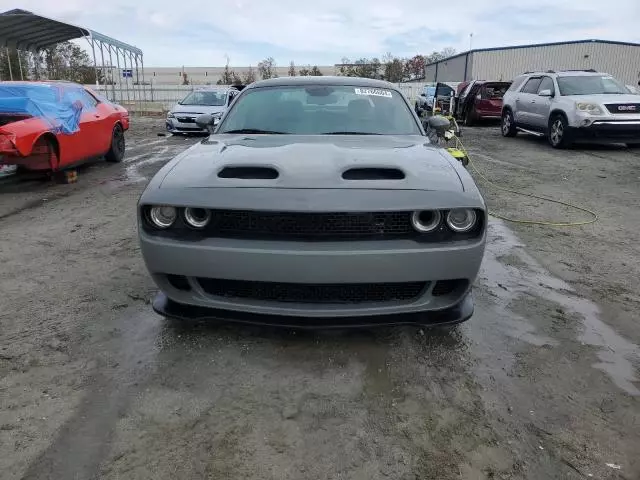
[424,39,640,85]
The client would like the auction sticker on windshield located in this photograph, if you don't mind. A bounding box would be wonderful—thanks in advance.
[354,88,393,98]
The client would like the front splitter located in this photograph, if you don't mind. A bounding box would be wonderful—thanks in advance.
[151,291,474,329]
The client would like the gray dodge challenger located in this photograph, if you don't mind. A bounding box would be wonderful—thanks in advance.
[138,76,487,328]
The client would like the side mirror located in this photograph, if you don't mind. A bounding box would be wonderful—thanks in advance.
[195,114,214,129]
[538,89,553,97]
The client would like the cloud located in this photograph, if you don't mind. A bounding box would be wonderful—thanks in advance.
[3,0,640,66]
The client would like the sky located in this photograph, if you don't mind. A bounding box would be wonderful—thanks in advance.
[2,0,640,67]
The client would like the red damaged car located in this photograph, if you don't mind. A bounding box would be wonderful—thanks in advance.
[455,80,512,125]
[0,81,129,172]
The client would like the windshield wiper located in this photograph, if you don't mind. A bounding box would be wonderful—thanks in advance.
[222,128,286,134]
[321,131,382,135]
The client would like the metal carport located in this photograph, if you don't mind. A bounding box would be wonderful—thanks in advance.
[0,8,145,104]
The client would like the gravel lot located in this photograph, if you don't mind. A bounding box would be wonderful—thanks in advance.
[1,117,639,479]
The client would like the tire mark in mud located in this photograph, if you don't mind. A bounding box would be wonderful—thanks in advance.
[21,308,163,480]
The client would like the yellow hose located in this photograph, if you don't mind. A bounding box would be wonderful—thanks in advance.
[455,137,598,227]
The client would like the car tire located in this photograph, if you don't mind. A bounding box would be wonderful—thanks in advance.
[548,114,572,149]
[105,124,125,163]
[501,110,517,137]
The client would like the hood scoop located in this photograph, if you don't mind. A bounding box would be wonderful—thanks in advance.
[342,167,405,180]
[218,166,279,179]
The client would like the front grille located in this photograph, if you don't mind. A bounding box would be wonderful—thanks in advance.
[197,278,427,304]
[207,210,414,239]
[604,103,640,114]
[177,117,196,123]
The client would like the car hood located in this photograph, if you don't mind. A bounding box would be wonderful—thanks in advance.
[170,104,226,115]
[160,135,464,192]
[565,94,640,104]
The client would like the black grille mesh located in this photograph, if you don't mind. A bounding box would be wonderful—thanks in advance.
[604,103,640,114]
[209,210,414,239]
[197,278,427,304]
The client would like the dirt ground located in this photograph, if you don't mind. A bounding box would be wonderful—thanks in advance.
[1,117,639,480]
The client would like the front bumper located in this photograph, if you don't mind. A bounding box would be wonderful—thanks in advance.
[139,232,485,319]
[166,117,206,133]
[570,119,640,143]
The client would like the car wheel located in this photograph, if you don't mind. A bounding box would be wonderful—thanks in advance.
[548,114,571,149]
[105,124,125,163]
[501,110,517,137]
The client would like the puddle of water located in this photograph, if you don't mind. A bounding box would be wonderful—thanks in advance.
[482,221,640,396]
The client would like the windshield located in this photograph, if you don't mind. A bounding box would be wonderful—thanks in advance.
[424,87,436,96]
[557,75,630,95]
[217,85,422,135]
[180,90,227,106]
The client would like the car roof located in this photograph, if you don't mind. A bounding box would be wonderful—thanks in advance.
[248,75,399,90]
[192,85,237,91]
[524,70,607,78]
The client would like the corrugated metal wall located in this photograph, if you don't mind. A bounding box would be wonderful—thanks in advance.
[471,42,640,85]
[424,54,472,82]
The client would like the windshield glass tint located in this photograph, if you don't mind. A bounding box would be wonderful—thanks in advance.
[181,90,227,106]
[557,76,629,95]
[218,85,421,135]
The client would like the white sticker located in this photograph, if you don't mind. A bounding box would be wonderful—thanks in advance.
[354,88,392,98]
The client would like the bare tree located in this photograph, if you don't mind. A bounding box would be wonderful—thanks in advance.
[217,59,240,85]
[288,61,296,76]
[383,55,406,83]
[242,65,256,84]
[258,57,277,79]
[309,66,323,76]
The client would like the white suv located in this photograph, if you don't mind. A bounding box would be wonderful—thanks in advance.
[501,70,640,148]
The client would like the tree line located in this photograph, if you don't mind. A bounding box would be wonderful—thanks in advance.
[215,57,324,85]
[337,49,456,82]
[216,48,455,85]
[0,43,104,84]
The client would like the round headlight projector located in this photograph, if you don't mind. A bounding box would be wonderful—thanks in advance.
[446,208,477,232]
[149,205,177,228]
[411,210,442,232]
[184,207,211,228]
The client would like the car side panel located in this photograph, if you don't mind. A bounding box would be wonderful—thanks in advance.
[0,117,49,156]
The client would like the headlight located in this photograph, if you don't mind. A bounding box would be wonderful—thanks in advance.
[446,209,477,233]
[148,205,177,228]
[184,207,211,228]
[167,112,175,118]
[576,103,603,115]
[411,210,442,233]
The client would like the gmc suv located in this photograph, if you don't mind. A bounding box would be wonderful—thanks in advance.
[501,70,640,148]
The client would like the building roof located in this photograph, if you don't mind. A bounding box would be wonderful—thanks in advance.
[0,9,142,56]
[249,75,397,89]
[426,39,640,67]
